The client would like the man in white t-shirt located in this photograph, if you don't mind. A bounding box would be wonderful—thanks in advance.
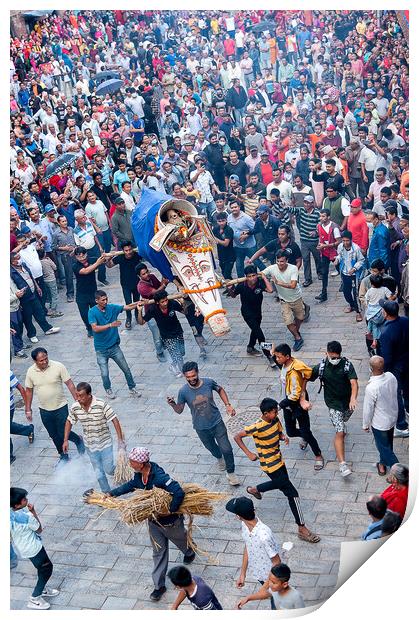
[263,251,306,352]
[266,169,293,205]
[226,496,281,610]
[238,563,305,610]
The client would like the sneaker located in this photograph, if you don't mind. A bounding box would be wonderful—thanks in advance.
[226,472,241,486]
[330,269,339,277]
[293,338,304,352]
[28,426,35,444]
[125,319,132,329]
[246,346,263,356]
[302,280,312,288]
[217,457,226,471]
[49,311,64,318]
[105,389,116,400]
[15,350,28,358]
[183,551,196,564]
[67,297,74,303]
[394,427,409,438]
[315,294,327,303]
[339,462,352,477]
[150,586,167,601]
[45,327,61,335]
[30,336,39,344]
[23,343,32,349]
[157,353,166,363]
[129,388,141,397]
[27,596,50,610]
[99,279,110,286]
[42,588,60,597]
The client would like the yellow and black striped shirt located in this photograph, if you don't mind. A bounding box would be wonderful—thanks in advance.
[244,416,284,473]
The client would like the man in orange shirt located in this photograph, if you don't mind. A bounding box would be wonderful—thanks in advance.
[307,123,326,155]
[347,199,369,254]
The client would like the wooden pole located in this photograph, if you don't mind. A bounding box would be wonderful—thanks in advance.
[137,275,266,306]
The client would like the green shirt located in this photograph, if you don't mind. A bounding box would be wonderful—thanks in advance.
[310,358,357,412]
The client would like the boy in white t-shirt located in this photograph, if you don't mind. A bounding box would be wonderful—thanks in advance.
[238,563,305,610]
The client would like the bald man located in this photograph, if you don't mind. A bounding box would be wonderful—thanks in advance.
[363,356,399,476]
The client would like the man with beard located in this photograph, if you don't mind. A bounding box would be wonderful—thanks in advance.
[167,361,240,486]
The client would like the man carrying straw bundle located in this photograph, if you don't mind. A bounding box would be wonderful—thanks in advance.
[108,446,196,602]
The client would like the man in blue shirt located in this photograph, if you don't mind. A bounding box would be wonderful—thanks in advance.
[368,211,390,268]
[361,495,387,540]
[379,300,409,436]
[227,201,264,277]
[88,290,141,399]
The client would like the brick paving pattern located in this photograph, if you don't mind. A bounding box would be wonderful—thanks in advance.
[10,269,409,610]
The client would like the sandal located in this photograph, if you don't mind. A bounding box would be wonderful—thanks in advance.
[299,440,308,451]
[298,530,321,544]
[246,486,262,500]
[314,457,325,471]
[356,313,363,322]
[376,463,387,477]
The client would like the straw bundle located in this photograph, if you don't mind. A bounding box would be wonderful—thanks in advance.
[113,449,132,485]
[85,483,227,526]
[84,483,228,557]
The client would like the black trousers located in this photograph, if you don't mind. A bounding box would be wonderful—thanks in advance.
[341,274,360,312]
[243,313,269,357]
[76,297,96,335]
[29,547,53,597]
[281,402,322,457]
[39,404,84,456]
[21,296,52,338]
[122,285,140,320]
[219,260,235,280]
[320,255,332,297]
[256,465,304,526]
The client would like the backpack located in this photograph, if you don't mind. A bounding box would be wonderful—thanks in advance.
[317,357,351,394]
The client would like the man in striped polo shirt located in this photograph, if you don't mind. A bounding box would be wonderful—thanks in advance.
[288,196,321,287]
[234,398,320,543]
[63,381,125,493]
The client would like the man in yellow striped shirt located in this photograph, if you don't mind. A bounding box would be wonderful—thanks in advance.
[234,398,320,543]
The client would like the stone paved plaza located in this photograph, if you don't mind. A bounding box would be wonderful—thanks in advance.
[10,267,409,611]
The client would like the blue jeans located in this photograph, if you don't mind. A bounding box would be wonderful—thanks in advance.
[96,343,136,391]
[147,318,165,357]
[86,445,115,492]
[10,310,24,353]
[10,542,18,569]
[234,245,265,278]
[198,200,216,219]
[10,406,34,459]
[56,253,75,297]
[195,420,235,473]
[371,427,398,468]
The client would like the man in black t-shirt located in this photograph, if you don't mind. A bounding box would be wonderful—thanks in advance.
[224,151,249,188]
[227,265,275,367]
[73,246,106,337]
[138,290,186,377]
[212,211,236,280]
[248,225,303,269]
[106,241,141,329]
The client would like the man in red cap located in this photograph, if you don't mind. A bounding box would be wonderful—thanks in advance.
[323,125,342,150]
[348,199,369,254]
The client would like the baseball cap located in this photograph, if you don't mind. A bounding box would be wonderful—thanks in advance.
[261,150,269,156]
[44,204,56,213]
[379,299,399,316]
[250,146,258,151]
[365,88,376,95]
[303,195,314,203]
[284,111,292,116]
[229,174,240,181]
[113,196,125,205]
[20,225,31,235]
[351,198,362,208]
[326,125,335,131]
[225,497,255,520]
[257,205,270,215]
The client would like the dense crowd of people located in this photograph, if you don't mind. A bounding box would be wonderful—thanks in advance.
[10,9,409,611]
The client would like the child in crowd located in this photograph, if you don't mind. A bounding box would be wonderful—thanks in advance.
[237,563,305,610]
[364,274,396,351]
[10,487,59,610]
[38,249,63,318]
[168,565,222,610]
